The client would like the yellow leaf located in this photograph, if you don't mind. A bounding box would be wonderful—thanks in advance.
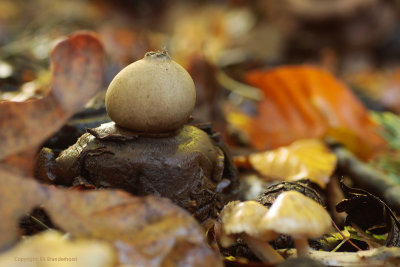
[248,139,337,188]
[325,127,375,159]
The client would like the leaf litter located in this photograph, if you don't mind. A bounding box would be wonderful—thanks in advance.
[0,31,222,267]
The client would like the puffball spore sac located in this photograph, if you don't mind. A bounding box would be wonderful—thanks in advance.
[105,51,196,133]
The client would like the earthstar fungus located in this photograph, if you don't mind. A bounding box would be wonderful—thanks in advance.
[36,51,238,223]
[105,50,196,133]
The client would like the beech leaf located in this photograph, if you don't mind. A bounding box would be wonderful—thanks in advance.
[0,31,104,161]
[0,169,222,267]
[246,139,337,188]
[233,66,387,159]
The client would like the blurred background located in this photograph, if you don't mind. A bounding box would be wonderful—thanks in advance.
[1,0,399,150]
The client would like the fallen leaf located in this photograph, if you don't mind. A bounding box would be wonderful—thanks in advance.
[0,169,223,267]
[44,188,223,266]
[0,31,104,161]
[246,139,337,188]
[234,65,387,159]
[333,146,400,215]
[0,169,47,251]
[324,127,376,161]
[345,68,400,114]
[0,230,115,267]
[336,181,400,247]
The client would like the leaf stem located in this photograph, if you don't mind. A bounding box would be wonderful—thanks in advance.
[331,219,362,251]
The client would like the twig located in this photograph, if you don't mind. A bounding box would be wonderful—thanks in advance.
[216,70,262,101]
[280,247,400,267]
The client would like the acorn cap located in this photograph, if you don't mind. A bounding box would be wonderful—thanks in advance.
[261,190,332,239]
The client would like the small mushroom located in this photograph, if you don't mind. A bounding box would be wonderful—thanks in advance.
[105,50,196,133]
[260,190,332,257]
[217,201,284,264]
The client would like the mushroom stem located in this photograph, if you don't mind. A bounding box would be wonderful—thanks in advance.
[294,238,310,257]
[215,222,236,248]
[242,233,284,264]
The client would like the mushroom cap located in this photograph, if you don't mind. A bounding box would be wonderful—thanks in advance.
[260,190,332,239]
[219,201,278,248]
[221,201,269,236]
[105,51,196,133]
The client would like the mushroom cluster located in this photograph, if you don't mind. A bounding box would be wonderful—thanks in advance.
[217,191,332,264]
[217,201,283,264]
[36,51,238,223]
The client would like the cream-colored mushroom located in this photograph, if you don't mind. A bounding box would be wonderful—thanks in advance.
[260,190,332,257]
[105,50,196,133]
[217,201,284,264]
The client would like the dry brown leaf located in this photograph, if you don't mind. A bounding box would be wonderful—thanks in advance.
[0,31,104,161]
[44,189,223,267]
[0,169,47,250]
[0,169,223,267]
[247,139,337,188]
[0,230,115,267]
[234,65,387,159]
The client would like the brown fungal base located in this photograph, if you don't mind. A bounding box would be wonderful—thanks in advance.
[36,122,239,223]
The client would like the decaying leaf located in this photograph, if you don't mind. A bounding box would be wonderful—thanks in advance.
[0,31,104,161]
[0,169,223,267]
[231,65,387,159]
[44,188,223,266]
[0,169,47,251]
[0,230,115,267]
[244,139,337,188]
[333,146,400,214]
[336,181,400,247]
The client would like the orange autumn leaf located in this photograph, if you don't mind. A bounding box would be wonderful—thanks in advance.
[239,65,387,159]
[247,139,337,189]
